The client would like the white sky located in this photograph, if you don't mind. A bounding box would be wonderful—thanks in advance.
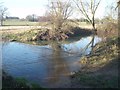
[1,0,117,19]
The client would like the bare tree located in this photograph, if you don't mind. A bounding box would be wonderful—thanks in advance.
[117,0,120,34]
[73,0,101,34]
[26,14,38,22]
[48,0,72,28]
[116,0,120,9]
[116,0,120,20]
[0,3,7,26]
[73,0,101,54]
[42,0,73,40]
[105,1,118,22]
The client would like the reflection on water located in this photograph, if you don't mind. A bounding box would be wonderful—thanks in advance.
[2,35,101,88]
[62,35,101,55]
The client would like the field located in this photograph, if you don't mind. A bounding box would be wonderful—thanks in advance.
[2,19,92,28]
[3,19,39,26]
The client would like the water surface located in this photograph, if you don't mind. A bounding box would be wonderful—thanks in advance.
[2,35,101,88]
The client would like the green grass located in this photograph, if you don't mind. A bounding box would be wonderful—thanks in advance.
[15,77,44,89]
[3,19,39,26]
[3,19,91,28]
[75,73,118,88]
[2,71,45,89]
[2,29,40,41]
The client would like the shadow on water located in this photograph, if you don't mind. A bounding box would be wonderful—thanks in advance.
[2,35,101,88]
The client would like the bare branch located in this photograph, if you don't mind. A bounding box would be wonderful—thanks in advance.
[80,0,92,23]
[0,4,8,26]
[94,0,101,13]
[73,0,101,32]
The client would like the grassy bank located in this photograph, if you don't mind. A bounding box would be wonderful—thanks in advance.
[70,21,119,88]
[71,36,119,88]
[2,27,93,42]
[2,29,39,42]
[2,70,46,89]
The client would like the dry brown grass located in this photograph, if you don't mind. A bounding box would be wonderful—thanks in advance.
[97,22,118,41]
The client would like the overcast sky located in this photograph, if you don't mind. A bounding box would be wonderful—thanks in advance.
[1,0,117,19]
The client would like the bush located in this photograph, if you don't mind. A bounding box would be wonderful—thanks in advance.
[36,25,74,41]
[97,22,118,40]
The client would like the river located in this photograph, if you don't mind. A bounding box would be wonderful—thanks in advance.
[2,35,101,88]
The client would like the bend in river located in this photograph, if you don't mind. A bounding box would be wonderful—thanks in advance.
[2,35,101,88]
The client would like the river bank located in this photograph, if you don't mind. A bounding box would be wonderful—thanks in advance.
[70,36,119,88]
[2,22,118,88]
[2,70,45,89]
[1,26,93,42]
[2,35,101,88]
[2,37,118,88]
[2,36,119,88]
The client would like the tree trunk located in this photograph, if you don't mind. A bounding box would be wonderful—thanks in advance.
[92,15,97,35]
[1,20,3,26]
[118,3,120,32]
[1,15,3,26]
[91,16,96,53]
[91,35,95,50]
